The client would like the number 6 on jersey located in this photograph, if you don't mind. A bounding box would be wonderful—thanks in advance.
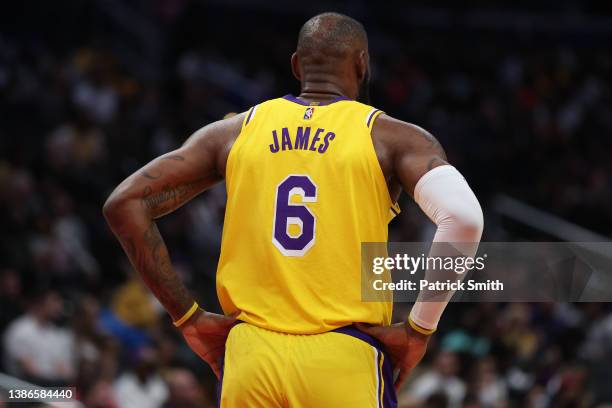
[272,175,317,256]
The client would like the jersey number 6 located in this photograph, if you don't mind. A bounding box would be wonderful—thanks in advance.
[272,175,317,256]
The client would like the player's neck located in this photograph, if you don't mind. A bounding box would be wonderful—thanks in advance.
[298,82,355,104]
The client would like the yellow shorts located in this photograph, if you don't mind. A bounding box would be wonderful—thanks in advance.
[218,323,396,407]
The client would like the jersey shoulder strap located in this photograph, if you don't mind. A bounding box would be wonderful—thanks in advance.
[241,104,259,129]
[241,97,293,130]
[364,106,384,130]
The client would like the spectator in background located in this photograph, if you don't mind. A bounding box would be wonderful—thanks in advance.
[471,357,508,408]
[46,109,107,174]
[498,304,541,363]
[98,273,163,353]
[403,350,467,408]
[72,294,123,394]
[71,50,119,125]
[80,378,119,408]
[2,289,75,386]
[111,274,163,329]
[163,368,211,408]
[114,345,169,408]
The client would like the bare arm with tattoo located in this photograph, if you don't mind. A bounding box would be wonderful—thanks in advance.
[103,112,245,377]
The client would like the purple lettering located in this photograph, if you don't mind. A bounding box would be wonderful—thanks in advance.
[318,132,335,153]
[282,127,293,151]
[269,130,280,153]
[309,128,324,151]
[295,127,311,150]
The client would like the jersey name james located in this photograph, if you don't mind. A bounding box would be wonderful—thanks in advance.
[269,126,336,154]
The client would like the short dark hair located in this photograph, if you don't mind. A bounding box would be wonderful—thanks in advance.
[297,12,368,60]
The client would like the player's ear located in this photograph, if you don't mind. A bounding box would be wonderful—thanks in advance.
[356,50,368,83]
[291,52,301,81]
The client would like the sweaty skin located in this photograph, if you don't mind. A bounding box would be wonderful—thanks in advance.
[104,13,442,388]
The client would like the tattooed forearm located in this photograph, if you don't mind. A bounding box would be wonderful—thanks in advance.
[142,185,176,214]
[103,120,235,321]
[103,128,226,319]
[120,234,137,259]
[117,224,193,319]
[141,179,206,218]
[106,188,198,319]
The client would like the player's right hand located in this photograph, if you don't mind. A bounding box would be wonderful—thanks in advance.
[355,321,431,392]
[180,309,237,379]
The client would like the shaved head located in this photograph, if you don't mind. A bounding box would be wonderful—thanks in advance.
[293,12,371,102]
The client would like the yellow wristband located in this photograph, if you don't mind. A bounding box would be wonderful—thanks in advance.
[407,315,436,335]
[173,302,199,327]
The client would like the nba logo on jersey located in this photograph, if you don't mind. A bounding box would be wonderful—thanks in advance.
[303,107,314,120]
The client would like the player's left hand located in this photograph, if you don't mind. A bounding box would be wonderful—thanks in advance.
[355,321,431,392]
[180,309,237,379]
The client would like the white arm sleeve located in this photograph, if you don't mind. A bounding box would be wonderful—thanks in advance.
[409,165,484,330]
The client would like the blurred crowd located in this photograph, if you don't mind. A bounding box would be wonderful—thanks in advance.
[1,1,612,407]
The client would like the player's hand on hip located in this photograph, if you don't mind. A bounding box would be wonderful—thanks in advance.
[355,322,431,392]
[180,309,237,379]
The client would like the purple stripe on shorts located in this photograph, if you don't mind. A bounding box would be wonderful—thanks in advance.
[282,94,351,106]
[377,349,383,408]
[332,325,383,349]
[381,353,395,408]
[332,325,398,408]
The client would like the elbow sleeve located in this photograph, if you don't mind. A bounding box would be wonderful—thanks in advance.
[414,165,483,243]
[409,165,483,331]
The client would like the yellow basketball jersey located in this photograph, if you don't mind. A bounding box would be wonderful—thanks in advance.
[216,95,399,334]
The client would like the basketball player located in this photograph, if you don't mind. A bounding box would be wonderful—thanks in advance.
[104,12,483,407]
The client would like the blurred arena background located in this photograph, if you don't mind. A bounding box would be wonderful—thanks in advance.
[1,1,612,407]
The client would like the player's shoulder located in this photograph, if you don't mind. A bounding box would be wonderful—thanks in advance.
[338,101,430,136]
[370,112,442,156]
[372,112,429,137]
[211,95,297,133]
[191,110,247,139]
[329,99,386,130]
